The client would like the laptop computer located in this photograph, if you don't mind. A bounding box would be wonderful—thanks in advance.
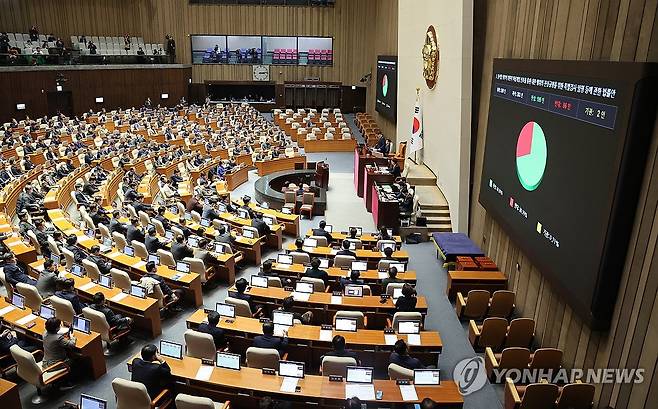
[147,254,160,265]
[397,320,421,334]
[39,304,55,319]
[277,254,293,265]
[251,275,269,288]
[123,245,134,257]
[130,284,147,299]
[98,274,112,289]
[351,261,367,271]
[344,285,364,297]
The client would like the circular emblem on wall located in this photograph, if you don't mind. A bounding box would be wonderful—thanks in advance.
[422,25,439,89]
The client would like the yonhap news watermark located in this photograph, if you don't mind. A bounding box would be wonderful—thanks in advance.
[453,357,644,396]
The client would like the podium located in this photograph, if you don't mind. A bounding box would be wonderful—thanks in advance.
[314,161,329,189]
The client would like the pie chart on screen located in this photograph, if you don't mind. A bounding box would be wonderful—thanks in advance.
[516,121,547,191]
[382,74,389,97]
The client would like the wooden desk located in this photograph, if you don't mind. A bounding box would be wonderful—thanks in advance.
[28,260,162,338]
[363,168,395,212]
[305,230,402,249]
[446,270,508,301]
[372,184,400,231]
[186,311,441,374]
[353,148,390,198]
[303,138,356,153]
[255,156,306,176]
[284,244,409,269]
[0,379,20,409]
[238,200,300,237]
[126,355,463,408]
[228,286,427,329]
[3,236,37,265]
[0,299,106,379]
[226,165,250,190]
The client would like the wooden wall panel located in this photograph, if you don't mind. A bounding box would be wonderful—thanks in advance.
[470,1,658,408]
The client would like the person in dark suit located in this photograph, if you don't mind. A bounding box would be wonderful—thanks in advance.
[381,246,395,260]
[399,193,414,214]
[90,203,110,227]
[201,201,220,221]
[395,283,418,312]
[345,397,363,409]
[171,234,193,262]
[214,225,235,247]
[311,221,333,243]
[90,292,133,330]
[55,278,85,314]
[259,260,278,277]
[197,311,226,349]
[273,296,312,324]
[251,213,271,237]
[3,254,36,286]
[374,134,386,152]
[145,227,166,254]
[88,245,112,275]
[131,344,172,399]
[389,159,401,178]
[73,184,91,206]
[126,218,145,244]
[304,257,329,284]
[336,240,356,258]
[143,261,183,312]
[253,321,288,354]
[323,335,359,363]
[154,207,171,231]
[377,226,392,241]
[292,238,308,254]
[231,277,256,313]
[109,210,128,235]
[340,270,364,289]
[389,339,425,369]
[381,266,404,290]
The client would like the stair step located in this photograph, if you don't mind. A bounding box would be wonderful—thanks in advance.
[426,224,453,233]
[422,210,451,217]
[425,216,452,223]
[407,178,437,186]
[419,203,449,211]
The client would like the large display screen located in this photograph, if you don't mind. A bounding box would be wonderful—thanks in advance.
[375,56,398,122]
[479,59,657,328]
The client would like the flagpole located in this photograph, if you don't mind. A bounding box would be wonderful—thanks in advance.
[414,87,420,165]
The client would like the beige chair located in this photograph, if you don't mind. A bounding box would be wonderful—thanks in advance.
[132,240,148,260]
[505,318,535,348]
[11,344,71,404]
[333,255,355,268]
[390,312,422,331]
[529,348,563,371]
[82,307,131,355]
[377,259,396,270]
[385,282,404,296]
[309,236,328,247]
[225,296,259,318]
[157,249,176,267]
[112,377,173,409]
[184,330,216,360]
[98,223,112,242]
[112,232,127,251]
[504,378,559,409]
[110,268,134,292]
[556,382,595,409]
[0,270,13,299]
[376,240,397,251]
[485,347,531,381]
[299,193,314,219]
[246,347,281,369]
[283,191,296,213]
[150,283,176,312]
[47,237,61,257]
[125,205,138,219]
[488,290,516,318]
[469,317,508,352]
[456,290,491,320]
[321,356,356,377]
[184,257,213,284]
[175,394,229,409]
[151,219,166,236]
[387,363,414,380]
[345,238,362,249]
[26,230,42,254]
[242,226,260,240]
[290,251,310,265]
[300,277,326,292]
[49,295,75,324]
[82,259,101,282]
[171,226,185,240]
[16,283,44,311]
[266,276,282,287]
[61,247,75,268]
[191,210,202,223]
[138,210,151,228]
[177,202,186,216]
[334,310,366,329]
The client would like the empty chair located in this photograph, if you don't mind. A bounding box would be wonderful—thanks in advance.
[484,347,531,381]
[456,290,491,320]
[488,290,516,318]
[113,232,127,251]
[556,382,595,409]
[333,255,355,268]
[299,192,315,219]
[61,248,75,268]
[132,240,148,260]
[184,257,214,284]
[191,210,202,223]
[0,270,14,300]
[385,282,404,296]
[345,238,362,249]
[390,312,422,331]
[26,231,42,254]
[49,295,75,323]
[175,394,229,409]
[82,259,101,281]
[246,347,280,369]
[334,310,366,329]
[469,317,508,351]
[184,330,216,360]
[225,296,259,318]
[138,211,151,228]
[309,236,328,247]
[300,276,326,292]
[47,237,61,257]
[157,249,176,267]
[290,251,310,265]
[112,377,173,409]
[265,276,282,287]
[98,223,112,242]
[504,379,559,409]
[82,307,131,354]
[387,363,414,380]
[283,191,296,213]
[529,348,563,371]
[321,356,356,377]
[16,283,43,311]
[110,268,133,292]
[151,219,166,236]
[505,318,535,348]
[10,345,71,404]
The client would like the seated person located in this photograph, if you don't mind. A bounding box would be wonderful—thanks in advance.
[340,270,364,289]
[381,266,403,290]
[36,259,58,298]
[90,292,133,331]
[126,218,145,243]
[304,257,329,284]
[109,210,128,235]
[381,246,395,260]
[395,283,418,312]
[323,334,359,363]
[214,224,235,246]
[55,278,86,314]
[345,397,363,409]
[274,296,312,325]
[336,240,356,258]
[131,344,172,400]
[42,317,76,370]
[88,245,112,275]
[231,277,256,313]
[145,227,166,254]
[153,206,171,231]
[377,226,392,241]
[389,339,425,369]
[293,237,308,254]
[253,321,288,354]
[65,234,88,263]
[0,326,38,358]
[197,311,226,349]
[3,254,36,286]
[311,221,333,243]
[260,260,278,277]
[171,234,194,262]
[399,193,414,214]
[139,261,183,312]
[251,213,271,237]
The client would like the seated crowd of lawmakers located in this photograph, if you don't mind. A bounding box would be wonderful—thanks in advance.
[0,102,432,408]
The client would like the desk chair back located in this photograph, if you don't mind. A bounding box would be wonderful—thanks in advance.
[112,378,153,409]
[246,347,280,369]
[321,356,356,377]
[184,330,216,360]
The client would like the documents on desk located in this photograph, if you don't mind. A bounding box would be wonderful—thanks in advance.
[385,334,398,345]
[399,384,419,401]
[407,334,422,345]
[345,383,375,400]
[292,292,311,302]
[319,329,333,341]
[16,314,37,326]
[280,377,299,393]
[330,295,343,305]
[195,365,213,381]
[0,306,16,316]
[110,293,128,302]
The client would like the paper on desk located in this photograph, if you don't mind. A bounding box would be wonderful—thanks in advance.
[292,292,310,302]
[330,296,342,305]
[107,252,121,258]
[195,365,214,381]
[280,377,299,393]
[6,240,23,247]
[132,260,147,269]
[16,314,37,326]
[79,282,96,291]
[407,334,421,346]
[399,384,418,401]
[330,249,338,255]
[0,306,16,316]
[378,271,389,279]
[385,334,398,345]
[345,383,375,400]
[319,329,333,341]
[34,263,45,272]
[110,293,128,302]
